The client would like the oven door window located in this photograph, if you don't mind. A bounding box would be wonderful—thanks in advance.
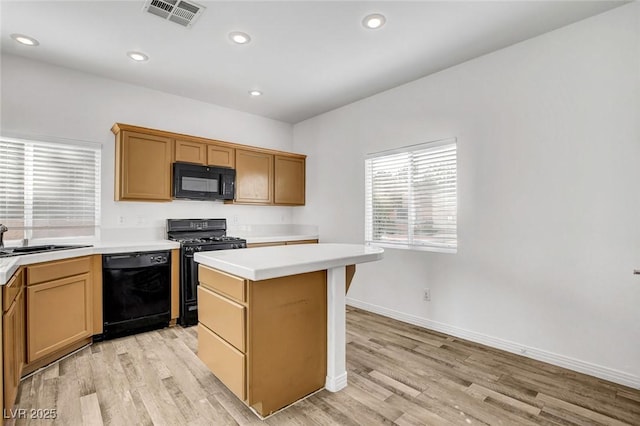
[182,176,219,193]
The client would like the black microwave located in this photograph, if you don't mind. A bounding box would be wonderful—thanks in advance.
[173,162,235,201]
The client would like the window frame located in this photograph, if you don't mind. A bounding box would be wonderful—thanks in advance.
[365,138,457,254]
[0,134,102,244]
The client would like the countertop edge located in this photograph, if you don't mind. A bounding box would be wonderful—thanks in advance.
[0,241,180,285]
[194,244,384,281]
[242,234,319,244]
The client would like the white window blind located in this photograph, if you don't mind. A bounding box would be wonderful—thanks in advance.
[365,138,457,253]
[0,136,101,241]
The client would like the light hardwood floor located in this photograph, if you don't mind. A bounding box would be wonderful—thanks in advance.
[9,307,640,425]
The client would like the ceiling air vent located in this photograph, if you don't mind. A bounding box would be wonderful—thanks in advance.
[143,0,205,28]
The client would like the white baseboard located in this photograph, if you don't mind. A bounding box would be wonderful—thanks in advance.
[325,372,348,392]
[346,297,640,390]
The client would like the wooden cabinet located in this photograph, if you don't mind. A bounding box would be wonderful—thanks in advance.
[197,266,326,417]
[175,139,235,168]
[175,139,207,165]
[113,126,173,201]
[233,152,306,206]
[234,149,274,204]
[26,257,92,363]
[3,268,25,412]
[198,324,246,400]
[112,123,305,205]
[207,144,235,168]
[246,239,318,248]
[274,155,305,205]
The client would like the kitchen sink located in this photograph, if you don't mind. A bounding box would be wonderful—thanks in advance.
[0,244,92,258]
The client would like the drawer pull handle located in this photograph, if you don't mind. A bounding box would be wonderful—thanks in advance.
[635,269,640,275]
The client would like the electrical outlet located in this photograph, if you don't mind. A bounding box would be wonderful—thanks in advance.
[423,288,431,301]
[118,216,126,225]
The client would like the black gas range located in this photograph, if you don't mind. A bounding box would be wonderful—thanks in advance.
[167,218,246,326]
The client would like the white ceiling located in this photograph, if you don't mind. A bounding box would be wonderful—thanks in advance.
[0,1,627,124]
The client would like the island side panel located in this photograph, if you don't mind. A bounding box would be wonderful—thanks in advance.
[326,265,348,392]
[247,270,327,416]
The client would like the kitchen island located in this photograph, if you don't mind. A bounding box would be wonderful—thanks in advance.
[193,243,383,417]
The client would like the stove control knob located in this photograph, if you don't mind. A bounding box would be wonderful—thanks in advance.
[184,247,194,254]
[196,246,203,252]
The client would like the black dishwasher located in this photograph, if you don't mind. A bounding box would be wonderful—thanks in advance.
[101,251,171,340]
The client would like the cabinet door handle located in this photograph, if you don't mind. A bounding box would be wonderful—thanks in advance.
[634,270,640,275]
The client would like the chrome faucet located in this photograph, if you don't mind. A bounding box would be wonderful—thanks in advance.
[0,224,7,249]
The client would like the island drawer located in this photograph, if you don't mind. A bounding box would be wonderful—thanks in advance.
[198,265,246,302]
[27,256,91,286]
[198,323,246,401]
[197,285,246,352]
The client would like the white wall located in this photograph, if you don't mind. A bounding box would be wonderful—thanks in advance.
[293,3,640,387]
[1,55,295,238]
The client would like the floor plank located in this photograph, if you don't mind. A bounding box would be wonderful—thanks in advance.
[11,306,640,425]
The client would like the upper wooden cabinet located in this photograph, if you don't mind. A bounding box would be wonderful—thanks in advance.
[112,123,305,205]
[175,139,235,168]
[274,155,305,205]
[233,152,306,206]
[175,139,207,165]
[113,126,173,202]
[207,144,235,168]
[234,149,274,204]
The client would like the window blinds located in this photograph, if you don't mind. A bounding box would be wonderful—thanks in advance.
[365,138,457,253]
[0,136,101,240]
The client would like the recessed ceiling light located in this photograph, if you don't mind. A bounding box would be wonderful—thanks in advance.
[10,33,39,46]
[249,90,262,97]
[127,51,149,62]
[229,32,251,44]
[363,13,386,30]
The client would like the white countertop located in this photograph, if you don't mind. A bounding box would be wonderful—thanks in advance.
[194,243,384,281]
[243,233,319,244]
[228,224,319,244]
[0,240,180,285]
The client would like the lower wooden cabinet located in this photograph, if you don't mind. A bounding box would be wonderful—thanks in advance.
[197,266,326,417]
[26,257,93,365]
[2,268,25,412]
[27,274,93,362]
